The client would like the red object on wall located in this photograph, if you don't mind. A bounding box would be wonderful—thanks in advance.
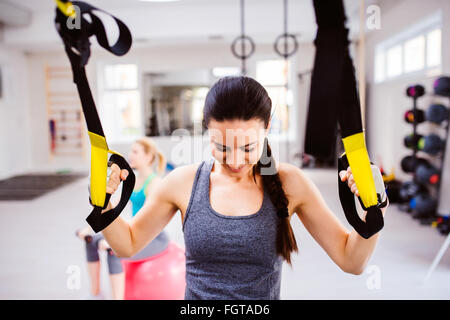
[122,241,186,300]
[49,119,56,152]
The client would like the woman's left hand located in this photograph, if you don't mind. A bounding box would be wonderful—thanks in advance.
[339,166,359,196]
[339,166,389,217]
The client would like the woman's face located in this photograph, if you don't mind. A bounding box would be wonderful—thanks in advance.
[208,118,269,177]
[128,142,153,170]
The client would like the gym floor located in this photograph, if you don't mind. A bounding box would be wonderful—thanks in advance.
[1,168,448,300]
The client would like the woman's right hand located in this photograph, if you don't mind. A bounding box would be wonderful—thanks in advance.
[106,163,129,195]
[101,163,129,213]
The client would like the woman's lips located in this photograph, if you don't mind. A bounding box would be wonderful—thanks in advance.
[226,164,245,173]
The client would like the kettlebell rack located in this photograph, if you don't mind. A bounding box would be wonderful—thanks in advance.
[402,77,450,284]
[400,82,449,233]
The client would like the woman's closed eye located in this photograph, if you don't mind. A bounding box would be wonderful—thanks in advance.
[218,146,230,152]
[242,147,255,153]
[214,143,255,153]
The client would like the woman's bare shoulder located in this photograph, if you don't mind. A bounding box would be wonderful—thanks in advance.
[161,161,203,209]
[277,161,304,182]
[159,161,203,194]
[165,161,202,182]
[276,162,311,205]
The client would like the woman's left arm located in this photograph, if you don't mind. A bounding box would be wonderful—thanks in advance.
[338,166,388,274]
[279,163,388,275]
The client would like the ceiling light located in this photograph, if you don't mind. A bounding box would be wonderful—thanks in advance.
[138,0,181,2]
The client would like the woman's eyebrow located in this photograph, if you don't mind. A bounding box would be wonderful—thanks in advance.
[214,141,257,148]
[241,141,257,147]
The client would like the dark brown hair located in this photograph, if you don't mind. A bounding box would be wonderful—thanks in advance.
[203,76,298,266]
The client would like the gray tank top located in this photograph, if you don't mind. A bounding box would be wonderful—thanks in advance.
[182,157,284,300]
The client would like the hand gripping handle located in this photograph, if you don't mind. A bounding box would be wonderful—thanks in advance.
[86,153,136,233]
[338,154,385,239]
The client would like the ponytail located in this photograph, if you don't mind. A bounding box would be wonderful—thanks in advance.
[155,149,167,175]
[253,138,298,266]
[135,137,167,175]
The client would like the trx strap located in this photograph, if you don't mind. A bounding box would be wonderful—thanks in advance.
[54,0,136,233]
[305,0,387,239]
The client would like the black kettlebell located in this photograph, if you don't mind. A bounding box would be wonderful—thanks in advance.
[415,164,440,185]
[433,76,450,97]
[410,193,437,216]
[404,109,425,124]
[399,181,427,203]
[426,104,449,124]
[406,84,425,98]
[401,156,429,173]
[418,134,445,155]
[404,134,423,149]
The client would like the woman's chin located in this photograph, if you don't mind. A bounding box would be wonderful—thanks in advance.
[225,164,249,174]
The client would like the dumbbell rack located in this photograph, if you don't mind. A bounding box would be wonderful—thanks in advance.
[422,97,450,226]
[412,95,424,207]
[435,114,449,214]
[422,78,450,284]
[402,85,448,225]
[401,86,426,215]
[424,103,450,284]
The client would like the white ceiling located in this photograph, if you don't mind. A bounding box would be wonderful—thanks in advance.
[11,0,361,13]
[0,0,376,51]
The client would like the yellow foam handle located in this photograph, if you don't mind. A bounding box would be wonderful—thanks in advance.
[88,132,108,207]
[54,0,76,18]
[87,132,126,207]
[342,132,378,207]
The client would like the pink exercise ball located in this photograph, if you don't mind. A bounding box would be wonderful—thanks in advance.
[122,241,186,300]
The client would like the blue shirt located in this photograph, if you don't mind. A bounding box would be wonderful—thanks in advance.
[130,172,157,216]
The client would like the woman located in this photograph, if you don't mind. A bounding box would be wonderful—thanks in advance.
[76,137,169,300]
[101,76,389,299]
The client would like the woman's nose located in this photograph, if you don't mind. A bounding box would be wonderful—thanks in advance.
[227,150,246,166]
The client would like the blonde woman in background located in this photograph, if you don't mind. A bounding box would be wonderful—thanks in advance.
[76,137,170,300]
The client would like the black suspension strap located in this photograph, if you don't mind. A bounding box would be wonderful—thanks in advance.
[305,0,387,239]
[54,0,136,232]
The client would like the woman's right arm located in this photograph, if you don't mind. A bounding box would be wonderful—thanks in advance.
[100,164,180,258]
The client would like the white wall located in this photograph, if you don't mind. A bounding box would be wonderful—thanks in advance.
[0,46,32,179]
[0,0,370,178]
[365,0,450,180]
[18,41,317,175]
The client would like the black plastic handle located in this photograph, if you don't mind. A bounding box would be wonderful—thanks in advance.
[338,154,385,239]
[86,153,136,233]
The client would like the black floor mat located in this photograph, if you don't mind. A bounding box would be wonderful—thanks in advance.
[0,172,88,200]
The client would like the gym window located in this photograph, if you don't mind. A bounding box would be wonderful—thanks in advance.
[374,12,442,83]
[98,63,142,142]
[256,59,290,135]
